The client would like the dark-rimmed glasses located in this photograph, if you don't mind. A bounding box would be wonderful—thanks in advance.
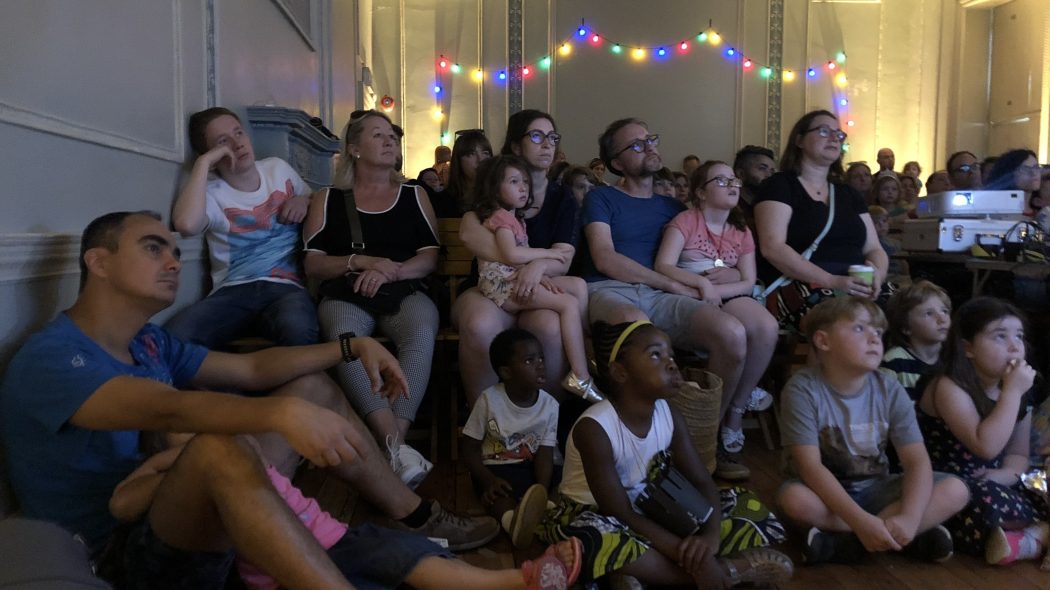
[805,125,847,142]
[615,134,660,157]
[952,164,978,174]
[703,176,743,189]
[525,130,561,145]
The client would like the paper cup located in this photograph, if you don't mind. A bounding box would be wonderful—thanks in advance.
[848,264,875,287]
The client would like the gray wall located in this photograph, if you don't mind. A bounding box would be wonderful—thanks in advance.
[0,0,361,367]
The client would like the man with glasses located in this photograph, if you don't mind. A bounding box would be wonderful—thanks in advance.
[946,151,982,190]
[580,117,739,364]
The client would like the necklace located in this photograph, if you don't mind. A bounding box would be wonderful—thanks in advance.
[701,208,729,267]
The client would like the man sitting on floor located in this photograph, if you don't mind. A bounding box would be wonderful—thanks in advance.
[167,107,317,348]
[0,211,499,589]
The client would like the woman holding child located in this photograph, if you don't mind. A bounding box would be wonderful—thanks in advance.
[454,110,587,404]
[754,110,890,330]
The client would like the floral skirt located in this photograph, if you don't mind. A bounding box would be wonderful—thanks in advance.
[537,451,785,584]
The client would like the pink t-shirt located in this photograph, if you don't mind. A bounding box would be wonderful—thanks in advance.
[237,466,349,590]
[666,208,754,273]
[483,208,529,248]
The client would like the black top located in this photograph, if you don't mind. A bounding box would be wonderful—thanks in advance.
[754,172,868,285]
[527,180,580,248]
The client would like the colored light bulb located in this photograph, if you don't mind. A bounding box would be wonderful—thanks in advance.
[539,56,551,69]
[836,51,847,64]
[577,27,587,37]
[725,47,736,57]
[591,34,601,45]
[497,70,506,81]
[612,44,622,54]
[631,47,647,61]
[451,63,462,74]
[559,43,572,56]
[679,41,688,51]
[432,84,441,94]
[709,31,721,45]
[697,32,708,43]
[657,47,667,57]
[743,58,753,70]
[472,69,484,82]
[760,67,772,78]
[807,68,816,78]
[783,69,795,81]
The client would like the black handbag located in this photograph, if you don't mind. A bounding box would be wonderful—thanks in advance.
[321,189,419,315]
[634,465,715,538]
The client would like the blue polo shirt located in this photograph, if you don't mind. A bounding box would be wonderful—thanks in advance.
[578,185,686,282]
[0,313,208,550]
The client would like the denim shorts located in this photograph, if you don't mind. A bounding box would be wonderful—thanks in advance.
[119,519,234,590]
[780,471,960,516]
[327,524,452,590]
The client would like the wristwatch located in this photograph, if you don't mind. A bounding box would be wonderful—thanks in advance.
[338,332,358,362]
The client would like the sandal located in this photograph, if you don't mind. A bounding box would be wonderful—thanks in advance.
[721,425,745,454]
[522,537,583,590]
[721,547,794,587]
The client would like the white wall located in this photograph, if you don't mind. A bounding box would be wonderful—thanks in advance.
[0,0,361,369]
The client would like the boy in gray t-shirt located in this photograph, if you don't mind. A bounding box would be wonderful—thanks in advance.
[775,297,969,564]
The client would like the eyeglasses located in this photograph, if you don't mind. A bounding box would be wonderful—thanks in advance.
[524,130,561,146]
[952,164,977,174]
[805,125,847,142]
[615,134,660,157]
[1018,164,1042,175]
[703,176,743,188]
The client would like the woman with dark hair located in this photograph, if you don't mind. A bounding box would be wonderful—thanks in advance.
[983,149,1041,193]
[442,130,493,216]
[303,111,440,488]
[754,110,889,329]
[453,109,586,405]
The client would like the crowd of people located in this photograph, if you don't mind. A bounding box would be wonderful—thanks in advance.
[2,102,1049,590]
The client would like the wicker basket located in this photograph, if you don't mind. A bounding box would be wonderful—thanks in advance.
[668,368,723,473]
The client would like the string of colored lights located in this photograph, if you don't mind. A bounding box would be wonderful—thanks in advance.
[427,20,855,145]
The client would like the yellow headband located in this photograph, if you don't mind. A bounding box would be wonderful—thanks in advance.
[608,320,652,365]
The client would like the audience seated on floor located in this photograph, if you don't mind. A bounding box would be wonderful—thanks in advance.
[166,107,319,349]
[0,210,500,589]
[776,296,970,565]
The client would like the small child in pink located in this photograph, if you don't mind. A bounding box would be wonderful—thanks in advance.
[472,155,599,401]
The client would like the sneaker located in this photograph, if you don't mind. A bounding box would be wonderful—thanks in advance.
[721,426,745,454]
[715,450,751,481]
[986,523,1049,565]
[510,484,548,549]
[904,525,954,562]
[746,386,773,412]
[721,547,794,586]
[409,500,500,552]
[396,444,433,490]
[561,371,603,402]
[803,527,865,564]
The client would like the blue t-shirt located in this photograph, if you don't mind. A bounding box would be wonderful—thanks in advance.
[0,313,208,549]
[578,185,686,282]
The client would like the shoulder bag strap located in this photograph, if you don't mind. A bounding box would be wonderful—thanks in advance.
[760,183,837,299]
[341,189,367,254]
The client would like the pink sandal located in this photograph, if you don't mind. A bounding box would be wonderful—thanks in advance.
[522,537,583,590]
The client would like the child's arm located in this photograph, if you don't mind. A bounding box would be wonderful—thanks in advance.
[533,445,555,491]
[668,408,721,549]
[887,442,935,546]
[790,444,901,552]
[109,445,185,522]
[709,251,758,299]
[976,413,1032,485]
[493,227,566,266]
[653,228,720,304]
[574,418,726,584]
[171,146,233,236]
[461,435,512,504]
[932,363,1034,459]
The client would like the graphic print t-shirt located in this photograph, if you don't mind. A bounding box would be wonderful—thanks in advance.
[203,157,310,292]
[462,384,559,465]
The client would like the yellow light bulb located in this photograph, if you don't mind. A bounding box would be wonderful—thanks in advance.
[782,69,796,82]
[835,73,848,87]
[709,32,722,46]
[631,47,647,61]
[559,43,572,56]
[432,108,444,120]
[472,69,484,82]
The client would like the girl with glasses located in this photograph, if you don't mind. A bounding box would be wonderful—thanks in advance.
[654,160,778,479]
[753,110,891,331]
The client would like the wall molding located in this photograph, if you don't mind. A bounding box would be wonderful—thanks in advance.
[0,233,205,285]
[0,0,186,163]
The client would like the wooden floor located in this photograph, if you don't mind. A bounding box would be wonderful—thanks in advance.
[297,429,1050,589]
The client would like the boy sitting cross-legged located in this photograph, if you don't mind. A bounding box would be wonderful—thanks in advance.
[775,296,970,564]
[462,328,561,549]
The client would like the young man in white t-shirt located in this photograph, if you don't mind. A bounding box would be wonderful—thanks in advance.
[167,107,317,348]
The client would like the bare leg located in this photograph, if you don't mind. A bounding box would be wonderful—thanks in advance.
[403,540,580,590]
[504,290,590,380]
[147,434,353,589]
[776,482,852,532]
[616,549,694,586]
[452,288,516,405]
[720,297,778,431]
[682,305,746,422]
[876,476,970,533]
[518,309,568,399]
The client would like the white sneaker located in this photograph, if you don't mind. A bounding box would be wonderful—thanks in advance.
[746,386,773,412]
[396,444,433,490]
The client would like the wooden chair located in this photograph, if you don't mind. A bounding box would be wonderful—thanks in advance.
[431,217,474,460]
